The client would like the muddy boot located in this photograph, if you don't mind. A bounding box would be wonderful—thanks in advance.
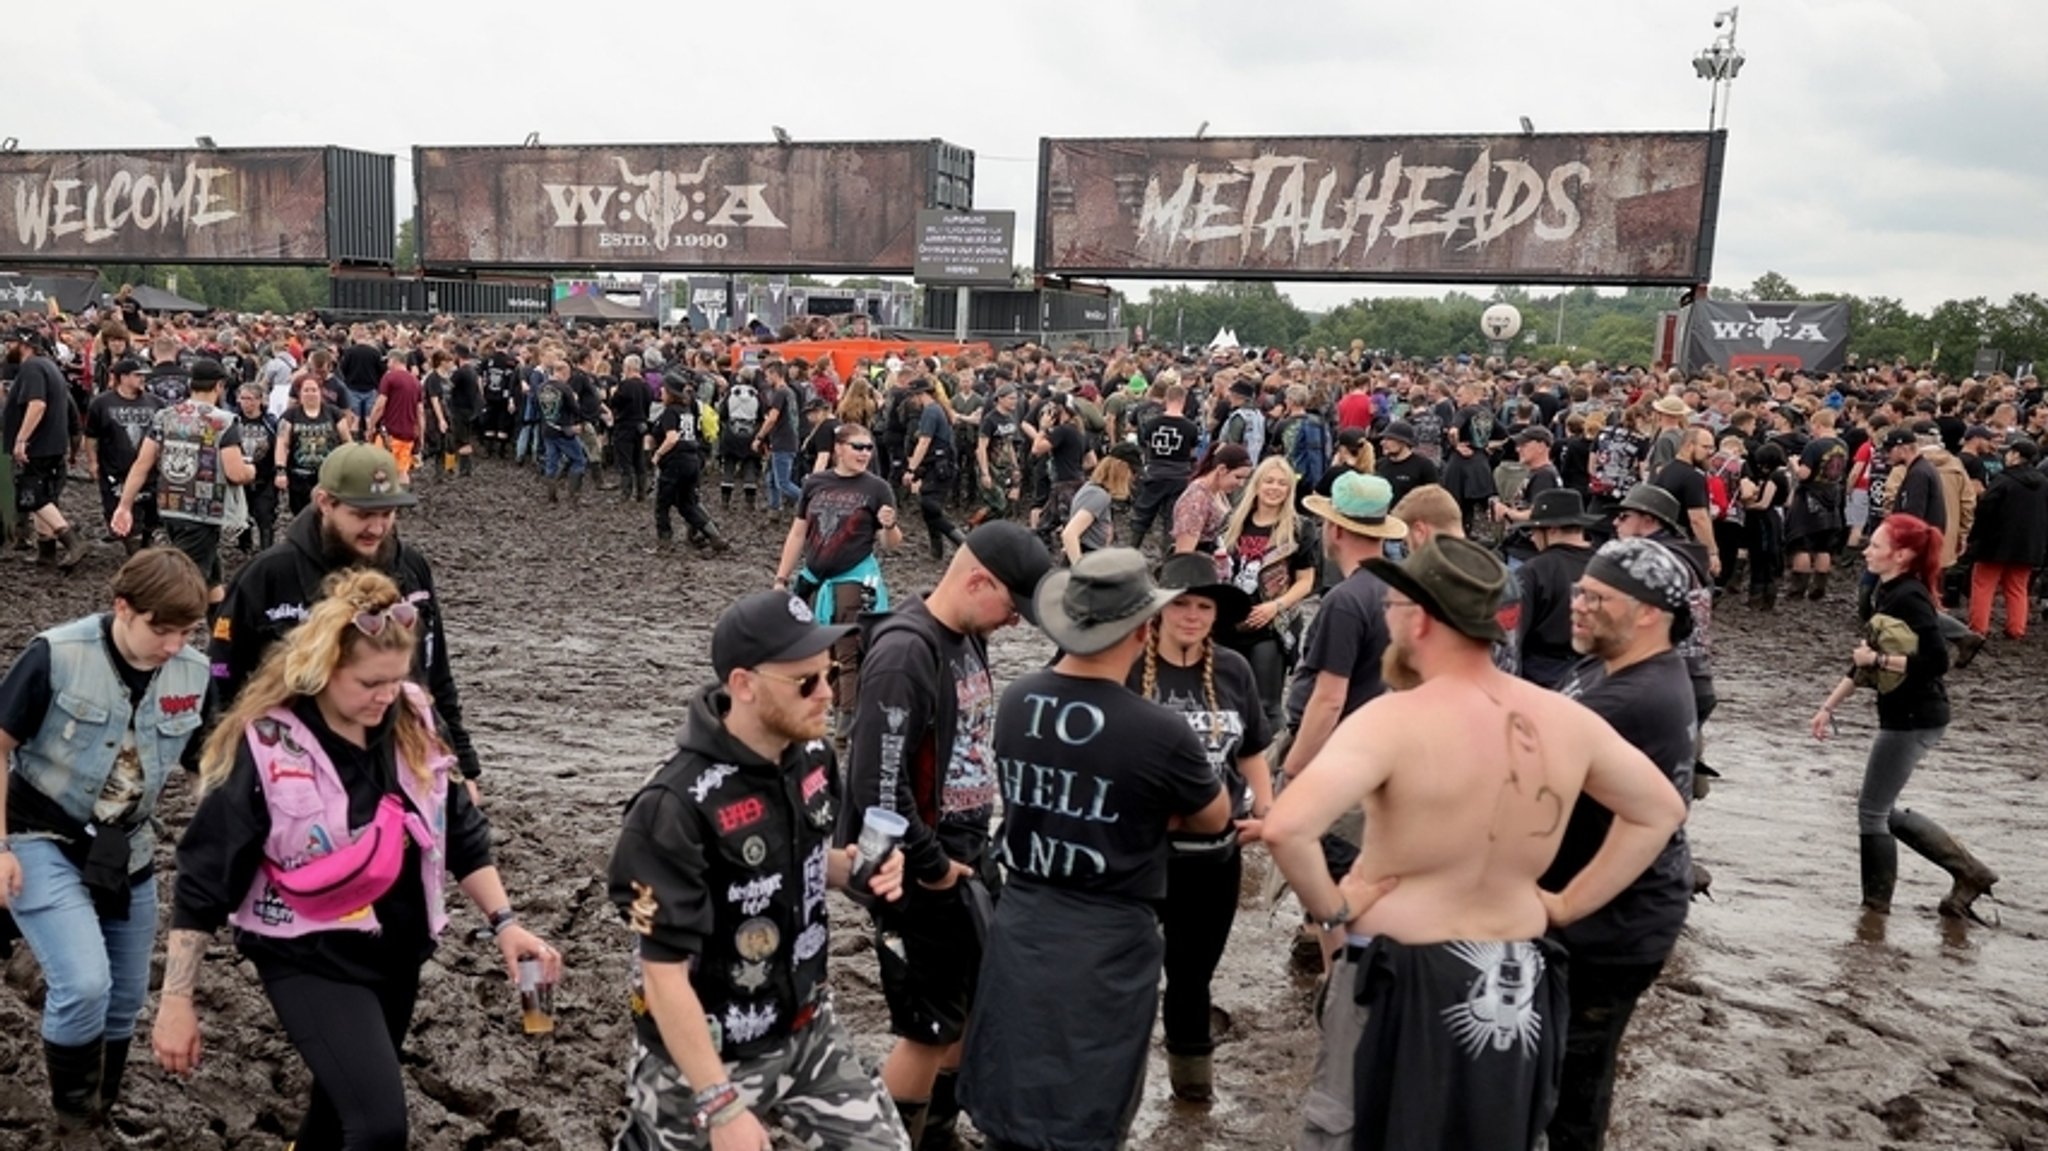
[594,463,613,491]
[120,534,143,558]
[705,523,732,554]
[945,524,968,548]
[1168,1052,1214,1103]
[56,527,90,570]
[459,453,474,477]
[892,1098,930,1146]
[1952,631,1986,670]
[1786,570,1810,599]
[35,537,58,567]
[743,485,757,510]
[1691,861,1714,900]
[650,534,676,555]
[546,476,560,504]
[720,484,734,510]
[1807,569,1831,601]
[1859,832,1898,913]
[569,474,585,506]
[98,1037,130,1119]
[966,506,991,529]
[1889,808,1999,920]
[1762,580,1779,611]
[929,529,946,559]
[920,1070,963,1151]
[1746,586,1765,610]
[45,1038,104,1132]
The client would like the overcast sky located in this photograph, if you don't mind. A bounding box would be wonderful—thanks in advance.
[17,0,2040,313]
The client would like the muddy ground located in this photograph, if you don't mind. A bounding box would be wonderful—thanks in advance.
[1,463,2045,1150]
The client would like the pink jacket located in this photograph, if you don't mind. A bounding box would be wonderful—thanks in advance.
[229,685,452,940]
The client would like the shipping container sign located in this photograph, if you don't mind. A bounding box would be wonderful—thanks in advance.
[416,141,965,272]
[1037,133,1724,285]
[0,147,382,264]
[914,210,1016,284]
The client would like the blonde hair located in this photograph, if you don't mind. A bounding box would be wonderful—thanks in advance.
[198,570,444,794]
[1087,455,1135,501]
[1140,631,1223,752]
[1391,484,1461,535]
[1220,456,1300,559]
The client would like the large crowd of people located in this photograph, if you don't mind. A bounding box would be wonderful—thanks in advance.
[1,302,2041,1148]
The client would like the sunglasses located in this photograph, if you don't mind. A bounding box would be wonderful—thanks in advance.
[752,664,836,697]
[352,602,420,637]
[845,441,875,452]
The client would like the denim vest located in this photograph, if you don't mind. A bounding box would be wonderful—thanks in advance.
[8,615,208,873]
[229,685,451,940]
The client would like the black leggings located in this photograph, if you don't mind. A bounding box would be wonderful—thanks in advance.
[1228,630,1289,741]
[655,457,713,540]
[264,969,421,1151]
[1160,845,1242,1057]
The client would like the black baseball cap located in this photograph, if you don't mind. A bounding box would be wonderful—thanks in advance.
[189,358,229,386]
[963,521,1054,625]
[1880,427,1917,450]
[110,356,147,376]
[5,326,38,344]
[1513,426,1554,447]
[711,591,853,680]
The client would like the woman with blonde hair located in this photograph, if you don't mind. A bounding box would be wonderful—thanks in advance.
[1218,456,1319,735]
[1059,451,1137,564]
[156,569,559,1149]
[837,375,880,431]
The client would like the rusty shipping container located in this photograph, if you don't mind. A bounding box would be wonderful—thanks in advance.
[413,139,975,273]
[328,274,551,318]
[0,146,394,265]
[1036,132,1725,285]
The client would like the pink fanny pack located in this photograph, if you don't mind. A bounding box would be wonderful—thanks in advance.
[264,795,433,921]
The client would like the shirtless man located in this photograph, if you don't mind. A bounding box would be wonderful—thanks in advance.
[1264,535,1688,1151]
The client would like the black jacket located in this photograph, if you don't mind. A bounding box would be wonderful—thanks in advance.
[606,684,839,1059]
[1870,576,1949,731]
[1965,466,2048,568]
[1516,542,1594,687]
[209,506,481,778]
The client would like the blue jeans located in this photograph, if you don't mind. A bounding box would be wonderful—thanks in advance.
[8,838,157,1044]
[344,388,378,429]
[542,432,588,478]
[768,450,801,509]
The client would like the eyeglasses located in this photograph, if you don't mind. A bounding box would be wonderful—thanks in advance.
[1385,597,1421,613]
[352,602,420,637]
[1569,583,1616,610]
[752,664,836,697]
[844,441,875,452]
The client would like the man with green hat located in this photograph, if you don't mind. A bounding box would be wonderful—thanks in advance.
[960,548,1231,1151]
[207,441,487,801]
[1263,535,1687,1151]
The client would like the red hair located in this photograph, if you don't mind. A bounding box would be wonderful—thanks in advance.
[1879,514,1945,606]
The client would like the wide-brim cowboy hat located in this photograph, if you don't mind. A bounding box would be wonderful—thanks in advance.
[1524,489,1601,529]
[1035,548,1181,656]
[1303,471,1409,540]
[1363,535,1507,643]
[1154,553,1253,634]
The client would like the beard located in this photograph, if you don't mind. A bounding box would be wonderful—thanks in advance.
[319,513,399,572]
[759,685,830,745]
[1381,634,1423,692]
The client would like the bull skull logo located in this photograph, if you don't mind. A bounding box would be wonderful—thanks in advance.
[613,155,714,252]
[1748,311,1787,350]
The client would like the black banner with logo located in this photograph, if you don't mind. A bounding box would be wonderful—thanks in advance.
[1684,300,1849,374]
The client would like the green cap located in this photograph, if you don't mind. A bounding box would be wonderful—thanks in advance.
[1127,371,1147,395]
[317,443,418,510]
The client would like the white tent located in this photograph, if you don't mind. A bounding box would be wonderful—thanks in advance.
[1207,327,1240,351]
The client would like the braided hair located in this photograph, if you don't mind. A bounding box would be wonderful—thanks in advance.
[1141,627,1224,752]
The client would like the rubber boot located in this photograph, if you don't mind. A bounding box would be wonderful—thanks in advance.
[594,463,613,492]
[1168,1052,1214,1103]
[1746,586,1765,610]
[703,523,732,554]
[921,1070,964,1151]
[743,485,757,510]
[720,485,734,510]
[459,453,474,477]
[1762,580,1779,611]
[929,529,946,559]
[892,1098,930,1146]
[1808,569,1831,602]
[35,537,58,566]
[1859,832,1898,913]
[98,1037,131,1119]
[1785,570,1810,599]
[944,524,968,548]
[569,473,585,506]
[56,527,90,570]
[1889,808,1999,920]
[546,476,560,504]
[120,534,143,558]
[45,1037,104,1132]
[650,534,676,555]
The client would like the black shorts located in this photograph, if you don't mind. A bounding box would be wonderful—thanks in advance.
[13,455,65,513]
[163,517,223,585]
[875,880,991,1046]
[446,409,476,448]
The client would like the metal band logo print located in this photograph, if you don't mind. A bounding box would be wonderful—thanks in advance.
[1037,133,1724,284]
[1685,300,1849,374]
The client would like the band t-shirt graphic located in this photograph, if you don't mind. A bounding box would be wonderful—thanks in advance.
[1134,653,1270,822]
[84,390,163,480]
[796,469,895,580]
[281,405,344,478]
[150,400,241,525]
[990,671,1219,902]
[1140,413,1201,482]
[943,645,999,818]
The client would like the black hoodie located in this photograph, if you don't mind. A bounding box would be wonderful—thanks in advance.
[1966,465,2048,568]
[208,505,481,779]
[607,684,839,1059]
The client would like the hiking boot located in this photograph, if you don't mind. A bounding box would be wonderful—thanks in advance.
[1953,631,1986,670]
[1167,1052,1214,1103]
[1786,571,1810,599]
[1889,808,1998,921]
[1807,570,1830,601]
[966,507,992,528]
[56,527,89,571]
[45,1037,104,1132]
[1859,832,1898,914]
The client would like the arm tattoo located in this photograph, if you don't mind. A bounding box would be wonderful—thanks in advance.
[163,929,207,998]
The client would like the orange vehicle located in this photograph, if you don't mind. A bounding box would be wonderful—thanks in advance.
[727,337,993,382]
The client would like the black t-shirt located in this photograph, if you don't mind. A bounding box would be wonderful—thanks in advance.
[1893,457,1946,532]
[651,402,710,466]
[1542,651,1694,965]
[991,671,1219,903]
[1521,464,1563,504]
[1285,566,1391,725]
[800,417,839,470]
[481,356,519,410]
[447,365,482,415]
[1652,460,1710,522]
[1127,647,1270,822]
[281,403,346,478]
[1048,422,1087,483]
[979,408,1021,467]
[609,376,653,431]
[1799,436,1850,507]
[235,411,278,485]
[0,617,153,752]
[797,469,896,579]
[4,356,72,458]
[916,401,955,458]
[765,383,801,452]
[1376,452,1440,504]
[84,389,163,480]
[1227,518,1315,612]
[1138,413,1201,483]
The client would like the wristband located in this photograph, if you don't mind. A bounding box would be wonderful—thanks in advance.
[487,907,519,936]
[708,1098,747,1129]
[691,1082,741,1131]
[1315,897,1352,934]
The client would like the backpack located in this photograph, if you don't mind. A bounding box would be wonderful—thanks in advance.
[725,381,761,439]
